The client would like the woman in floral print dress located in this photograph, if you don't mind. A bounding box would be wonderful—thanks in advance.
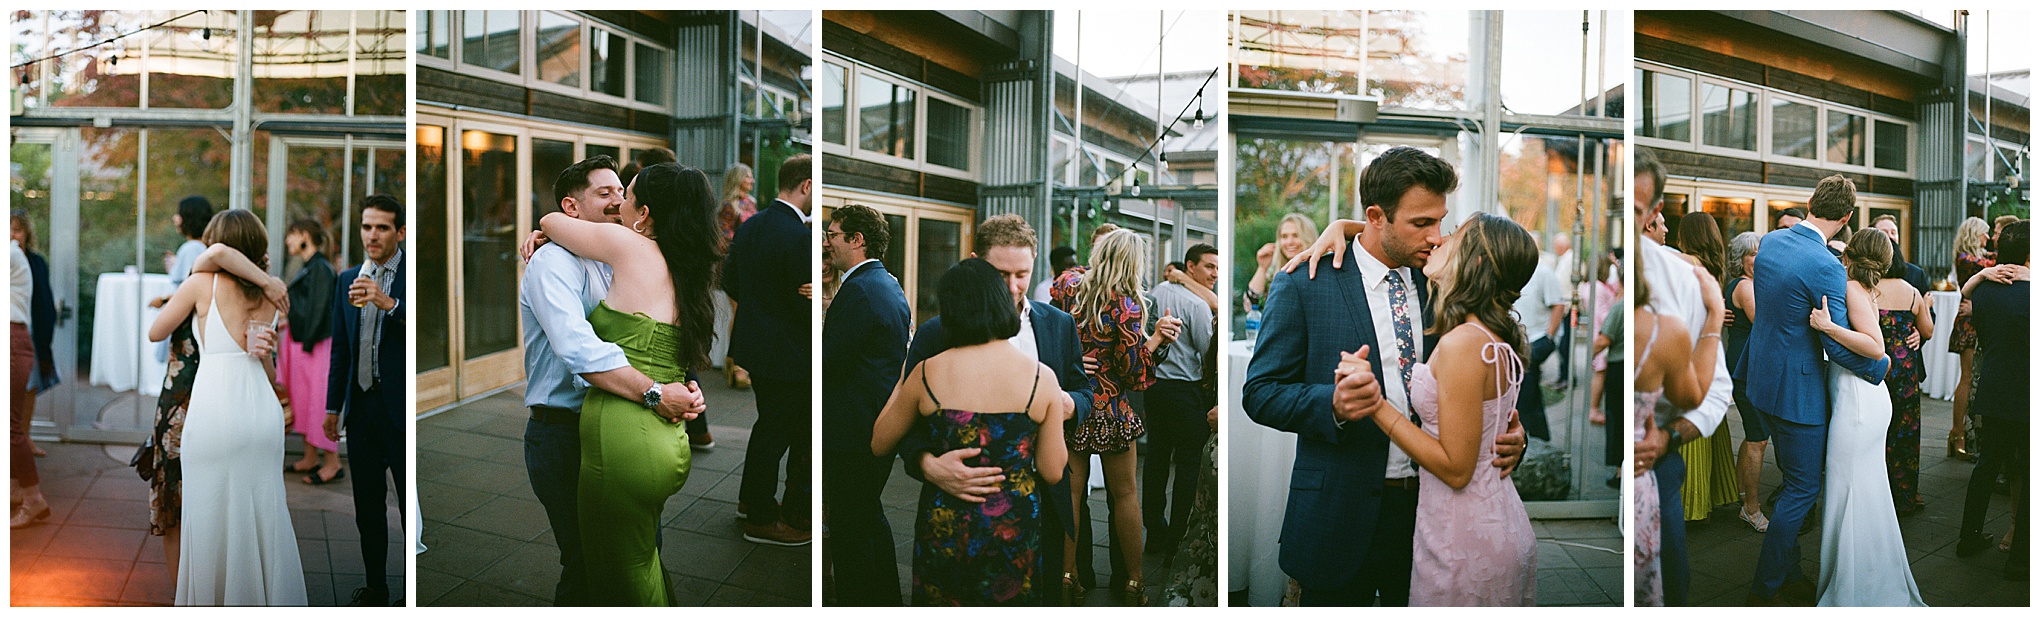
[1050,228,1182,605]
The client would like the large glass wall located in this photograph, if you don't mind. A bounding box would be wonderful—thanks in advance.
[10,10,407,444]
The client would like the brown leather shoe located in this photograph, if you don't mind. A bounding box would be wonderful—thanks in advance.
[689,429,716,451]
[742,520,811,546]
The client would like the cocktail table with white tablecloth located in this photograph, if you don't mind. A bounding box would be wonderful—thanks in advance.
[88,271,175,396]
[1921,290,1962,401]
[1227,339,1295,606]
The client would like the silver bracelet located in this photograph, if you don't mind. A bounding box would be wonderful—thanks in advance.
[1697,332,1722,343]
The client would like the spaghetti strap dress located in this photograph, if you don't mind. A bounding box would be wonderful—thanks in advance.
[912,365,1045,606]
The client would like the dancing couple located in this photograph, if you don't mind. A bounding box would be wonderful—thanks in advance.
[1244,147,1535,606]
[1738,175,1924,606]
[516,155,726,606]
[136,196,408,606]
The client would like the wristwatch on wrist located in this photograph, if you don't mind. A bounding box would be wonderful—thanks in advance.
[641,383,663,409]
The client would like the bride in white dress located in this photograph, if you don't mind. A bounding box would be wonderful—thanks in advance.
[147,210,307,606]
[1806,229,1925,607]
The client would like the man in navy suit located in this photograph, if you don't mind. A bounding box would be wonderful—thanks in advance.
[895,214,1091,605]
[724,154,814,546]
[1737,175,1889,605]
[820,205,910,605]
[1243,147,1524,606]
[324,194,407,606]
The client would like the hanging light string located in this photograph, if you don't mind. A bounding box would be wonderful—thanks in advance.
[1113,65,1220,189]
[9,10,208,71]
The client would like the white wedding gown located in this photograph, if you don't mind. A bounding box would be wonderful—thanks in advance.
[1816,360,1926,607]
[175,277,307,606]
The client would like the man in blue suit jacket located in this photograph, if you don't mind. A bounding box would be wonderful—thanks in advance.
[325,195,407,606]
[1736,175,1889,605]
[1243,147,1523,606]
[894,214,1091,605]
[820,205,911,605]
[724,154,816,546]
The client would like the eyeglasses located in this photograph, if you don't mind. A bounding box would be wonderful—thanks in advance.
[825,230,848,240]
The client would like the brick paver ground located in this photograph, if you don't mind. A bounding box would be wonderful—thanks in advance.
[416,369,809,606]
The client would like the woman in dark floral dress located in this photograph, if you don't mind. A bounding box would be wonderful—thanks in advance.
[1948,217,1993,460]
[1874,238,1934,514]
[872,259,1069,606]
[147,315,199,570]
[1050,228,1181,605]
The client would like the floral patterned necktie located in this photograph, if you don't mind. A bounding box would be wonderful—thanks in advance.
[1385,270,1418,419]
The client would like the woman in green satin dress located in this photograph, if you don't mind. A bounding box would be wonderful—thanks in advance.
[537,163,724,606]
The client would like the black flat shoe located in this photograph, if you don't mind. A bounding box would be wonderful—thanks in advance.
[1957,531,1993,557]
[346,586,390,607]
[305,468,347,486]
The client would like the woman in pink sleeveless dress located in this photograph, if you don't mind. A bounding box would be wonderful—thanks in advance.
[1343,213,1539,606]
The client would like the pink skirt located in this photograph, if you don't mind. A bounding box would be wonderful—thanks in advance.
[278,325,338,451]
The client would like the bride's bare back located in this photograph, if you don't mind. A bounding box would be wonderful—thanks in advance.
[193,272,281,351]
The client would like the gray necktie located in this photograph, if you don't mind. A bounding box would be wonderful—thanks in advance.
[357,262,383,390]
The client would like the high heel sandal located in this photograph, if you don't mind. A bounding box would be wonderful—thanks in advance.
[1063,572,1085,605]
[1948,432,1974,461]
[1123,580,1149,606]
[1739,507,1770,533]
[10,503,52,529]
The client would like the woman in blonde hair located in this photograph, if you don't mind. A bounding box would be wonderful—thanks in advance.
[1050,228,1182,605]
[1246,213,1319,311]
[718,163,756,392]
[1947,217,1992,460]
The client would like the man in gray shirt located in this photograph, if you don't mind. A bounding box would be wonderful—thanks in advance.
[518,156,703,605]
[1142,243,1217,553]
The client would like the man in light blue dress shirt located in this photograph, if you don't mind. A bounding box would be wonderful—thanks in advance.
[518,156,704,605]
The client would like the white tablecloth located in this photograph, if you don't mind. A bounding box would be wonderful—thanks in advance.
[1921,291,1962,401]
[88,271,175,396]
[1227,339,1294,606]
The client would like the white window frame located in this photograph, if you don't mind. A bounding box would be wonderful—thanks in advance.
[417,10,457,71]
[825,53,984,183]
[451,10,526,84]
[1764,90,1823,167]
[818,60,852,153]
[429,11,672,114]
[1636,61,1915,179]
[920,88,981,177]
[1693,76,1761,157]
[1820,106,1872,174]
[1633,66,1695,151]
[525,10,586,97]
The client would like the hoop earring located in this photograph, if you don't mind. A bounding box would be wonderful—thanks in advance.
[633,218,646,233]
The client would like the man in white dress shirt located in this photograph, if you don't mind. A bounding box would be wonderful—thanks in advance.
[1632,148,1733,606]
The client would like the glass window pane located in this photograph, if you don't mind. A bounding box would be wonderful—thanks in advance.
[353,11,405,116]
[858,75,916,158]
[590,28,625,97]
[531,138,576,224]
[880,213,907,308]
[586,144,619,163]
[254,11,348,114]
[460,129,520,360]
[916,218,962,320]
[926,98,971,171]
[148,10,236,109]
[821,63,847,145]
[417,126,450,372]
[1697,195,1756,239]
[1827,110,1866,166]
[1700,83,1756,151]
[635,43,669,106]
[1771,98,1817,159]
[463,10,520,74]
[283,145,350,267]
[535,11,580,88]
[421,11,450,59]
[1639,70,1691,142]
[1874,120,1908,172]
